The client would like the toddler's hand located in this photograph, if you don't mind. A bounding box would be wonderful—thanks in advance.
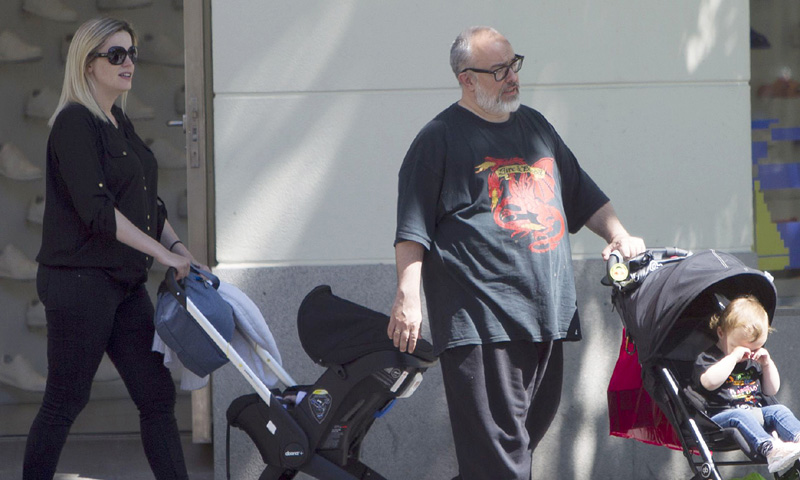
[751,348,771,366]
[731,346,752,362]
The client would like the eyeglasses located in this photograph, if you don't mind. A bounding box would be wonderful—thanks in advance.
[460,54,524,82]
[94,45,138,65]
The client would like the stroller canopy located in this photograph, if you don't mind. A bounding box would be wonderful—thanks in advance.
[612,250,777,365]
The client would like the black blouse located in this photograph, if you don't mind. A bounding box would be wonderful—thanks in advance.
[37,103,167,288]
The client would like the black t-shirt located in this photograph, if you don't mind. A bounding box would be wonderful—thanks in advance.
[395,103,609,354]
[692,345,766,415]
[37,103,166,288]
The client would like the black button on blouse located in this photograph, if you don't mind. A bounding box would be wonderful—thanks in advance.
[37,103,167,288]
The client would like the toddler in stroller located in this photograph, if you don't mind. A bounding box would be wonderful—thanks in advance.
[692,295,800,473]
[606,248,800,480]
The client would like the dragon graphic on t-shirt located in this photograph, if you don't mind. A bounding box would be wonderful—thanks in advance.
[475,156,565,253]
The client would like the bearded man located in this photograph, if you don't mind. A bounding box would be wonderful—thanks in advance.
[388,26,646,480]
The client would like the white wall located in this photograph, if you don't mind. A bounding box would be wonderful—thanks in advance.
[212,0,752,263]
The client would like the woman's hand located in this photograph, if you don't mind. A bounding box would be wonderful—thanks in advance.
[190,261,211,273]
[155,250,192,280]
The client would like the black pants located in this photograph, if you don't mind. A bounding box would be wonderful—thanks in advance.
[440,340,564,480]
[23,266,188,480]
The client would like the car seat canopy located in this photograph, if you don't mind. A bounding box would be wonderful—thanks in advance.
[297,285,435,366]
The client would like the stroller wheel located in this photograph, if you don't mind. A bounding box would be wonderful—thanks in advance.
[699,462,713,479]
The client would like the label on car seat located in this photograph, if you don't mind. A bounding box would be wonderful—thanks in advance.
[308,389,332,424]
[372,367,404,388]
[321,424,345,450]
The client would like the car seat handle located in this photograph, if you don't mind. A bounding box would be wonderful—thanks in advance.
[165,267,187,308]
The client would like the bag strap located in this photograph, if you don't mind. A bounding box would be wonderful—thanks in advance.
[190,264,220,289]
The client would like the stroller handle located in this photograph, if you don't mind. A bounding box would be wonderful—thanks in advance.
[165,267,187,308]
[165,265,220,309]
[652,247,691,258]
[606,250,628,283]
[605,247,692,286]
[629,247,692,266]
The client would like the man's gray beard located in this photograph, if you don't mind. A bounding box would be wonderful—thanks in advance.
[475,83,521,115]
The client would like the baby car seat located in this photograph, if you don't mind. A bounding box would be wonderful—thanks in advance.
[227,285,437,480]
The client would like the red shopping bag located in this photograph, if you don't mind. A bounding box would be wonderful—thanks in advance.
[607,329,684,451]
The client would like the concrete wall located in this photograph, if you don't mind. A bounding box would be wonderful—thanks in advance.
[209,1,762,479]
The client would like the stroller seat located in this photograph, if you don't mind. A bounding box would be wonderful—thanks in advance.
[655,292,784,465]
[655,356,766,463]
[226,285,438,480]
[681,379,765,461]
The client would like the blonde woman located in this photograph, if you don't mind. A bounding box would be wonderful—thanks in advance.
[24,17,197,479]
[693,295,800,473]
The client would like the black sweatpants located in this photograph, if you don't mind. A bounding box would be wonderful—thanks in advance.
[440,340,564,480]
[23,266,188,480]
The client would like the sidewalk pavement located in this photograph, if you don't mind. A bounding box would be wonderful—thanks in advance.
[0,433,213,480]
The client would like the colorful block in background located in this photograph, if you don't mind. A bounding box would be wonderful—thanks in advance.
[752,119,794,270]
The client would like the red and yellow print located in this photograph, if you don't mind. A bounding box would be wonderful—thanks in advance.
[475,156,565,253]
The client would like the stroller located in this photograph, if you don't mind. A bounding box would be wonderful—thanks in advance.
[163,270,438,480]
[604,248,798,480]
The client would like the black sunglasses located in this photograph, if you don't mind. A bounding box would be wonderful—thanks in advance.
[460,54,524,82]
[94,45,138,65]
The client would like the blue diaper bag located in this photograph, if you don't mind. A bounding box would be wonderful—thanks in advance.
[155,266,235,377]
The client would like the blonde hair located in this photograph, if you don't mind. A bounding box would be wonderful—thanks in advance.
[709,295,774,341]
[49,17,137,126]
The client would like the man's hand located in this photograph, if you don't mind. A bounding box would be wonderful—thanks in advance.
[390,241,425,354]
[602,234,646,260]
[388,290,422,354]
[584,202,645,260]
